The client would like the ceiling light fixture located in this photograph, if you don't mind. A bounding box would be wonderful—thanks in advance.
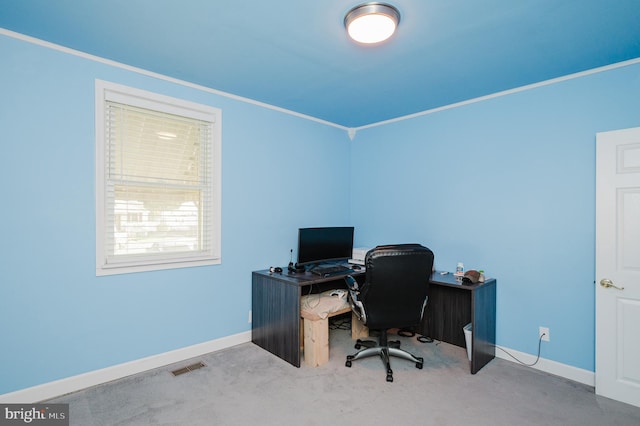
[344,3,400,44]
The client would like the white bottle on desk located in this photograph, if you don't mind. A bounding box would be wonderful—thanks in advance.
[456,262,464,276]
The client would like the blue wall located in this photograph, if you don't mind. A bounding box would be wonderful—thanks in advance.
[2,31,640,395]
[350,63,640,371]
[0,34,352,395]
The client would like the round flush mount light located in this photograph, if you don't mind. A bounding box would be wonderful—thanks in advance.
[344,3,401,44]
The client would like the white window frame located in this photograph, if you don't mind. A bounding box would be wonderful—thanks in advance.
[95,80,221,276]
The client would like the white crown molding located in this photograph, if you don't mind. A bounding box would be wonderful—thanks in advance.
[353,56,640,132]
[0,28,349,132]
[5,27,637,141]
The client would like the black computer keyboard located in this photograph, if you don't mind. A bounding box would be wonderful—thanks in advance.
[309,264,352,277]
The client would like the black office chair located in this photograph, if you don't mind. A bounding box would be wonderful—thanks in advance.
[344,244,434,382]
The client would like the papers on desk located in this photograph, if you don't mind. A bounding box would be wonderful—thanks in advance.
[349,247,371,265]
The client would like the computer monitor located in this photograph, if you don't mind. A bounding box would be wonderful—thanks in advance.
[296,226,354,266]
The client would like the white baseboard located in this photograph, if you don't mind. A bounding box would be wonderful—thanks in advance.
[1,335,594,403]
[495,345,595,387]
[0,331,252,403]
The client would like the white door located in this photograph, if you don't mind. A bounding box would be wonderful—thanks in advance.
[595,127,640,408]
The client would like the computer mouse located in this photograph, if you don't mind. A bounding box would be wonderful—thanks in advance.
[351,265,362,270]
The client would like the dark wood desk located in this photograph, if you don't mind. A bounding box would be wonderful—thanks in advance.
[251,267,363,368]
[421,272,497,374]
[251,269,496,374]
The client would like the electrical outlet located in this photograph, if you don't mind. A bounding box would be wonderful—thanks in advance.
[539,326,550,342]
[248,310,252,324]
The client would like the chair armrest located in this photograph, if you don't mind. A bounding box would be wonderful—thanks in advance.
[344,275,366,324]
[344,275,359,291]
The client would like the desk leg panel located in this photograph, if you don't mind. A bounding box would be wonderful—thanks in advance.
[423,285,471,347]
[471,280,496,374]
[252,273,301,367]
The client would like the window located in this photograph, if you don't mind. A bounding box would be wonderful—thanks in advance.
[95,80,221,275]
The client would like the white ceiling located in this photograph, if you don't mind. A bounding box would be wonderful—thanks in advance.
[1,0,639,128]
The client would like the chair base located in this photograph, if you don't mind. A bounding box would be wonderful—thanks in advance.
[345,331,423,382]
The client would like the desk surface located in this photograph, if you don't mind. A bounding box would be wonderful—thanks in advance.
[255,267,494,289]
[252,267,496,373]
[430,271,496,288]
[254,265,364,287]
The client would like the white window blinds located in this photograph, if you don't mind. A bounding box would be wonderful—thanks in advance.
[96,81,221,275]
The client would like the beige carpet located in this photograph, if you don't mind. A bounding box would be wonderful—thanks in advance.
[49,324,640,425]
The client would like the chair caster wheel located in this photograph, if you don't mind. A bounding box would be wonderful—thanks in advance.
[354,344,361,349]
[416,362,423,369]
[345,360,352,368]
[386,374,393,382]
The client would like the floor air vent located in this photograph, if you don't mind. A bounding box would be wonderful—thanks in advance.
[171,361,206,376]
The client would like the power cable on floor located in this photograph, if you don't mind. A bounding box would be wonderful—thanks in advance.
[397,328,545,365]
[493,333,545,367]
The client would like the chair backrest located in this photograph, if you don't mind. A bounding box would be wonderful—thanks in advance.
[360,244,434,330]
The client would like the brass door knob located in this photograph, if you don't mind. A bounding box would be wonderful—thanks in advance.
[600,279,624,290]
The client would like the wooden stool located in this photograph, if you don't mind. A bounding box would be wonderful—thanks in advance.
[300,304,369,367]
[301,306,350,367]
[351,311,369,340]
